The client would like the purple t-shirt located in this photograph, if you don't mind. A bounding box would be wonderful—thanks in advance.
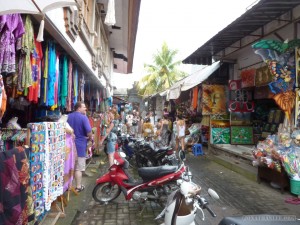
[67,112,92,157]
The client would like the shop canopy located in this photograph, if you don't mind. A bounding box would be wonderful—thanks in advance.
[0,0,77,15]
[183,0,300,65]
[167,61,220,100]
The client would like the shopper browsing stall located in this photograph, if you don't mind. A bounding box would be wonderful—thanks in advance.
[175,115,186,153]
[67,101,93,192]
[99,108,118,166]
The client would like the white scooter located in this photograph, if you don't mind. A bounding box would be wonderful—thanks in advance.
[156,151,219,225]
[156,151,300,225]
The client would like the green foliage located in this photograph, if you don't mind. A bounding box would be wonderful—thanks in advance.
[137,42,187,96]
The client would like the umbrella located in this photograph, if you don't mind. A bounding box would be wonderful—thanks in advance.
[0,0,78,41]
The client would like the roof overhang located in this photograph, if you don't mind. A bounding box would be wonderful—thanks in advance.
[183,0,300,65]
[100,0,141,74]
[167,61,220,100]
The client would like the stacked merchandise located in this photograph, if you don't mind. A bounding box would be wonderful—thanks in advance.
[29,122,66,222]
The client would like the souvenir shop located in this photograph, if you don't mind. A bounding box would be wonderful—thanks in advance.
[195,39,300,196]
[0,13,111,224]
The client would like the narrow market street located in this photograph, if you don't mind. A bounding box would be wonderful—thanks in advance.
[51,150,300,225]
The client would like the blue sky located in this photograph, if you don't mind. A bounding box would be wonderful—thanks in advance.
[112,0,258,88]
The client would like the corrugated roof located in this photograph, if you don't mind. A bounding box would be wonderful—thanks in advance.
[183,0,300,65]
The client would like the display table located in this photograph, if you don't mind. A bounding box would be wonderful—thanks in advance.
[257,166,289,193]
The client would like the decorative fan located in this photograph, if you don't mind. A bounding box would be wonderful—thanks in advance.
[252,39,300,53]
[273,90,296,123]
[252,39,299,93]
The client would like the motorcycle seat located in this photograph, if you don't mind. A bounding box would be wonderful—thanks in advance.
[138,165,178,181]
[129,137,137,142]
[156,146,172,152]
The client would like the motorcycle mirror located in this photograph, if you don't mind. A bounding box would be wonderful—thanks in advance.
[179,150,186,161]
[119,151,126,158]
[208,188,219,200]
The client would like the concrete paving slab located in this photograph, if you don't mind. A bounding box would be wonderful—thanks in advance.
[43,152,300,225]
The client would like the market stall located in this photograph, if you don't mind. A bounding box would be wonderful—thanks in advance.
[0,13,110,224]
[251,40,300,198]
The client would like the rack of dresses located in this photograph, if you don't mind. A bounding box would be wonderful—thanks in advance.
[0,128,28,152]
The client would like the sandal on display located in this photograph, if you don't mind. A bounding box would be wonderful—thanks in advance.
[75,185,85,193]
[285,197,300,205]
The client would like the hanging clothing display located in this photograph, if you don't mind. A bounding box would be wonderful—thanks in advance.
[63,132,76,192]
[66,60,73,111]
[47,41,56,107]
[0,146,35,225]
[60,55,68,108]
[73,66,78,105]
[20,15,34,91]
[0,75,7,119]
[28,36,43,103]
[0,14,25,75]
[40,44,48,105]
[53,53,60,109]
[79,73,85,102]
[192,86,198,110]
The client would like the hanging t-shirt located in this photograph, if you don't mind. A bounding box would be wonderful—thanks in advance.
[66,60,73,111]
[47,41,56,107]
[60,55,68,108]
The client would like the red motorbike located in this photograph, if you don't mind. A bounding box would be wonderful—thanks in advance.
[92,150,188,205]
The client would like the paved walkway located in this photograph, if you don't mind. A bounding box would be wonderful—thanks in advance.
[48,152,300,225]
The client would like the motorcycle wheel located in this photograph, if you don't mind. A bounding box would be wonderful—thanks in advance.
[92,182,121,203]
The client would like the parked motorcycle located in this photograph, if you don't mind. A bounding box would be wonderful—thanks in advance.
[117,133,135,159]
[135,139,177,168]
[92,150,189,206]
[156,151,219,225]
[157,157,300,225]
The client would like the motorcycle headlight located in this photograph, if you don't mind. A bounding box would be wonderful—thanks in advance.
[113,159,120,165]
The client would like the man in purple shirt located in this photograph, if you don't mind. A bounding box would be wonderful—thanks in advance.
[67,101,92,192]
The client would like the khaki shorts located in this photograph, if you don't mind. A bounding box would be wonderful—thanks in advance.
[75,157,86,172]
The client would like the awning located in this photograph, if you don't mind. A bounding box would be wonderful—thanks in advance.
[181,61,220,91]
[183,0,300,65]
[0,0,78,15]
[167,61,220,100]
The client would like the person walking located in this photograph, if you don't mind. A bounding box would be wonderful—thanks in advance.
[67,101,93,192]
[159,115,171,146]
[175,115,186,153]
[142,117,154,139]
[126,110,134,135]
[131,110,140,137]
[99,108,118,166]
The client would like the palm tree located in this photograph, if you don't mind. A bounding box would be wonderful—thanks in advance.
[138,42,186,96]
